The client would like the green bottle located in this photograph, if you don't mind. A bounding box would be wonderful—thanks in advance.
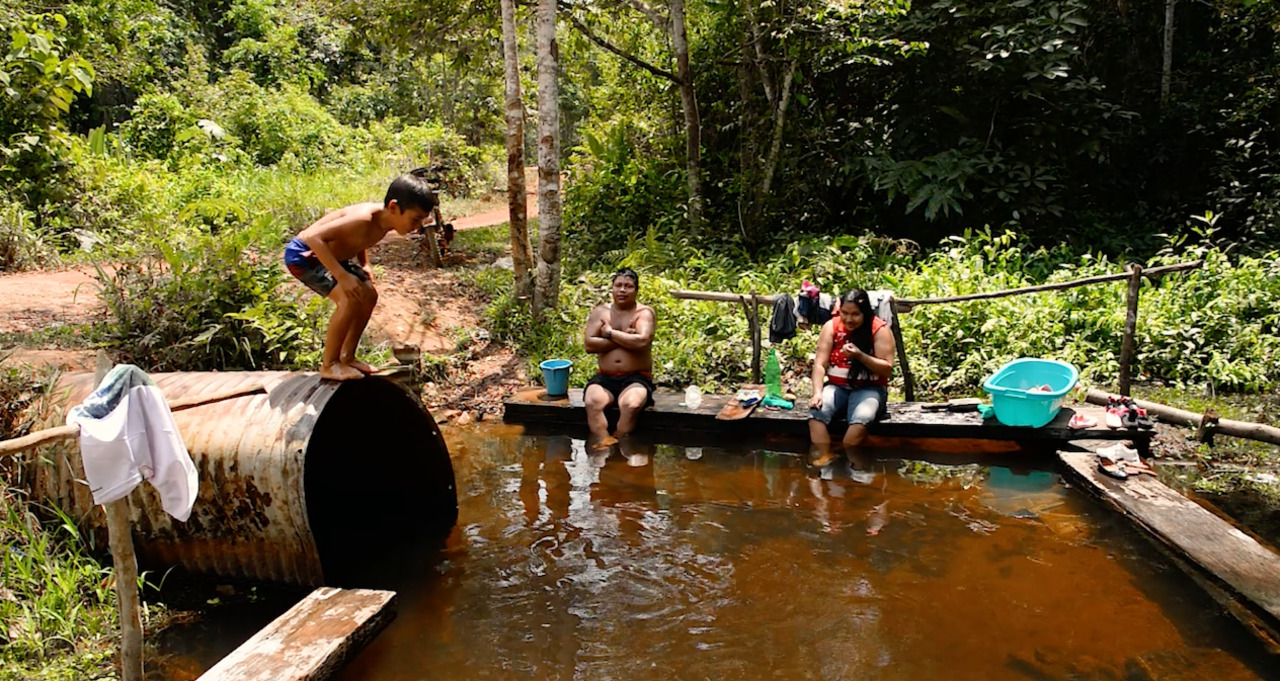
[765,349,783,399]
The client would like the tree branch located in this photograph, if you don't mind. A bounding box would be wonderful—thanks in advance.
[561,7,681,83]
[624,0,668,33]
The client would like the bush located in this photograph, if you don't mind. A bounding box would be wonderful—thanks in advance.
[96,216,328,371]
[0,197,52,272]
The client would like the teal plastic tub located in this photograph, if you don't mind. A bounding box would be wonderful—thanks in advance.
[982,358,1079,428]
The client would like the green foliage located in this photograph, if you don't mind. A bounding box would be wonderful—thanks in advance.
[0,484,144,680]
[486,225,1280,398]
[95,217,328,371]
[563,119,688,263]
[0,196,52,272]
[0,13,95,218]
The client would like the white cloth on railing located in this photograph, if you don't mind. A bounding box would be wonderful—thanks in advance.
[66,365,198,521]
[868,289,895,327]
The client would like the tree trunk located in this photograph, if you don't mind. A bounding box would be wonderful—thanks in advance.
[533,0,562,315]
[760,61,795,200]
[501,0,534,302]
[1161,0,1176,107]
[670,0,703,232]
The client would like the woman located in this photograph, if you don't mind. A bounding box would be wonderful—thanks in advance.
[808,288,896,450]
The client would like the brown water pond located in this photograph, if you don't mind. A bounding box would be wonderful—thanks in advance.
[158,424,1280,680]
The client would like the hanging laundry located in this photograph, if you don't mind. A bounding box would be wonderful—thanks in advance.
[769,293,798,342]
[66,364,198,521]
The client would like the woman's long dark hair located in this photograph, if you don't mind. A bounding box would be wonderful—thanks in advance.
[840,288,876,355]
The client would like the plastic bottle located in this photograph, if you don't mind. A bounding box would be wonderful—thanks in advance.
[684,384,703,410]
[765,349,783,399]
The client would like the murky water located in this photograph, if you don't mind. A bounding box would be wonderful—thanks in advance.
[159,424,1279,680]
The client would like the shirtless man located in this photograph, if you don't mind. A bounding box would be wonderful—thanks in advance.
[583,268,656,450]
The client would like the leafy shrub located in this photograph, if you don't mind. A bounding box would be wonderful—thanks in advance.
[96,216,327,371]
[117,92,195,161]
[220,73,349,167]
[0,197,52,272]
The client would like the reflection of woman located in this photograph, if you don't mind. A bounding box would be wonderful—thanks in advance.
[808,289,896,449]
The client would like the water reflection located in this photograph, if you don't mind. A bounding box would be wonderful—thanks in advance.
[158,426,1280,681]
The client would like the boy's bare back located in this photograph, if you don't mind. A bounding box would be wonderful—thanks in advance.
[297,202,388,262]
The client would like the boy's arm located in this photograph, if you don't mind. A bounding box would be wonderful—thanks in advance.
[299,223,370,303]
[605,308,654,351]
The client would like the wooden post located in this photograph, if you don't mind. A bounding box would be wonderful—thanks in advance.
[92,352,143,681]
[740,294,762,384]
[1118,263,1143,396]
[889,298,915,402]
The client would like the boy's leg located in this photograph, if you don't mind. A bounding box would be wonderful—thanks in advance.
[321,292,365,381]
[339,281,378,374]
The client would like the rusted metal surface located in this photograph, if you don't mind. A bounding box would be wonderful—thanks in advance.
[20,372,455,586]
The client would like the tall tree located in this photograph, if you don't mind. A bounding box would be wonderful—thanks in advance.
[563,0,703,231]
[533,0,562,314]
[500,0,534,302]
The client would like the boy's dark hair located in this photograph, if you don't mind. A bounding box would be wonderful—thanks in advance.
[612,268,640,289]
[385,169,439,213]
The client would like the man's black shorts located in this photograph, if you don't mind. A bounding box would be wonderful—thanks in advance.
[585,372,655,408]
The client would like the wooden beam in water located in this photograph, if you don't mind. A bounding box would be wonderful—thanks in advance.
[197,587,396,681]
[1058,449,1280,652]
[504,388,1152,448]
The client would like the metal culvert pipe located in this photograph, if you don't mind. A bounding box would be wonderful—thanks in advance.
[18,372,457,587]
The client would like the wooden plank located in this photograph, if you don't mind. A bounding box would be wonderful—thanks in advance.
[197,588,396,681]
[505,388,1151,446]
[1058,450,1280,648]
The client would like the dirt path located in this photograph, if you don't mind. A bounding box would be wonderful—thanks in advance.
[0,199,530,417]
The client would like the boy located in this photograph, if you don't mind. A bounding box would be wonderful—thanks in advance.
[285,171,438,381]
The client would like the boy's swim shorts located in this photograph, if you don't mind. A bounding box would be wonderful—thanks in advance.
[284,237,369,297]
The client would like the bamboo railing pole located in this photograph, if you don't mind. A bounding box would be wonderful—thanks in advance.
[1118,263,1143,396]
[893,259,1203,310]
[890,298,915,401]
[0,383,267,458]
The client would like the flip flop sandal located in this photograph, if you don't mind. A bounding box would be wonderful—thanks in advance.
[1122,398,1154,429]
[1068,413,1098,430]
[1120,461,1158,477]
[1097,457,1129,480]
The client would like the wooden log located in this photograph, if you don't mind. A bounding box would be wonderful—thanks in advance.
[1118,263,1143,396]
[0,383,268,458]
[1058,449,1280,650]
[893,259,1203,311]
[196,587,397,681]
[1085,388,1280,446]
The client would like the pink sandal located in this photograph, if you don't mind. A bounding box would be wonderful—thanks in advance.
[1068,413,1097,430]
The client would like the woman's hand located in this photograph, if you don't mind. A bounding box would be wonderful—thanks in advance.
[809,392,823,409]
[841,342,860,357]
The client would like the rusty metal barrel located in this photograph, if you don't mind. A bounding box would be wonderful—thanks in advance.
[19,371,457,587]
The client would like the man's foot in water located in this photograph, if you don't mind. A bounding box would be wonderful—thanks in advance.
[589,435,618,452]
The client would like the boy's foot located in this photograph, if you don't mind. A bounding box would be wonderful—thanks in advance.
[344,359,378,375]
[320,364,365,381]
